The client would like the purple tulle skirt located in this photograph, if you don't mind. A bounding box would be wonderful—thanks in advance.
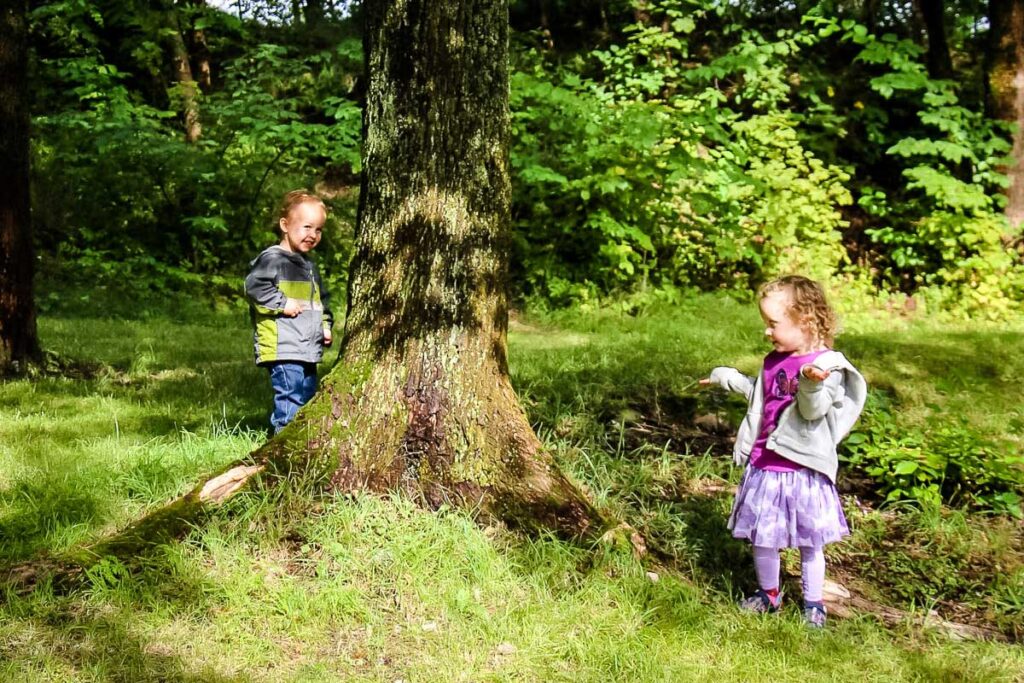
[728,465,849,549]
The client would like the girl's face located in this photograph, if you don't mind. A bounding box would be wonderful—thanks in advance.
[759,290,818,354]
[279,201,325,253]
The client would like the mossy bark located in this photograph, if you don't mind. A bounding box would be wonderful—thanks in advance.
[299,0,610,537]
[987,0,1024,230]
[232,0,615,538]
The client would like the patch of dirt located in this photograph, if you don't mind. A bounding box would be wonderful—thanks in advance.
[606,392,738,457]
[835,471,880,503]
[2,351,107,381]
[823,566,1013,643]
[829,509,1024,643]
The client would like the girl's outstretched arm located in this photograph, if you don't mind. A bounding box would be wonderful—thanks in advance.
[701,367,756,401]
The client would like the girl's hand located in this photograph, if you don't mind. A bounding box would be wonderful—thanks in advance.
[698,378,711,386]
[323,329,333,346]
[801,365,830,382]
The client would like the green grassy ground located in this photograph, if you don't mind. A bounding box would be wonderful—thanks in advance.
[1,294,1022,681]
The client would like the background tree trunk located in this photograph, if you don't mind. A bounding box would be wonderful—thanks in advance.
[187,0,213,91]
[914,0,953,79]
[304,0,325,24]
[0,0,41,373]
[169,12,201,142]
[988,0,1024,231]
[861,0,883,32]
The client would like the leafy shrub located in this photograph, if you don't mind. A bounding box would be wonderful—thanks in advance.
[509,11,852,302]
[843,394,1024,516]
[809,16,1022,317]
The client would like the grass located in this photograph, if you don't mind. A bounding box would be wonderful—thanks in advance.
[1,292,1023,681]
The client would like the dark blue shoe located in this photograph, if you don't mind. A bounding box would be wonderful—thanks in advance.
[738,589,783,614]
[803,601,827,628]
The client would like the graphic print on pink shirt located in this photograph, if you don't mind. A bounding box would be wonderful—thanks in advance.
[748,349,826,472]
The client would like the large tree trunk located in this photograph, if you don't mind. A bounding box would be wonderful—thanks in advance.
[3,0,631,592]
[0,0,41,374]
[299,0,609,536]
[988,0,1024,231]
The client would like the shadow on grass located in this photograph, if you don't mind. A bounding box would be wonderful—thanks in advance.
[661,490,755,593]
[0,480,110,565]
[0,538,252,681]
[7,299,1019,662]
[840,329,1022,397]
[1,605,247,682]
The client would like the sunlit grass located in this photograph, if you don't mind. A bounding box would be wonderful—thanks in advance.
[0,294,1022,680]
[5,496,1022,682]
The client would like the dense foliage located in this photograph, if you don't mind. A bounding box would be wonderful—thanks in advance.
[31,0,362,298]
[25,0,1023,315]
[507,2,1022,312]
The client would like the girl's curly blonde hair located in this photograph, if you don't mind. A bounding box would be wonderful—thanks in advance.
[759,275,838,348]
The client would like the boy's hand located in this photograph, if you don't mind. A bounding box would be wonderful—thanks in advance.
[801,365,830,382]
[698,378,711,386]
[323,328,333,346]
[282,298,305,317]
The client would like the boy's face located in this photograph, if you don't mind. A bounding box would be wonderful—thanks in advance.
[279,201,326,254]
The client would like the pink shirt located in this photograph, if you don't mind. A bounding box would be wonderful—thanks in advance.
[749,349,826,472]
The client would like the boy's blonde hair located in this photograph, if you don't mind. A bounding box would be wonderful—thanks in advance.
[759,275,838,347]
[277,189,326,222]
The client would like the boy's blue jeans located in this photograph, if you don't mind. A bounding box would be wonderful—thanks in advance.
[267,362,318,433]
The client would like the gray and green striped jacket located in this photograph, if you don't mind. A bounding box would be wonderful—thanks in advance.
[244,246,333,365]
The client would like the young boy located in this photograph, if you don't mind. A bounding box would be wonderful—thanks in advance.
[245,190,334,433]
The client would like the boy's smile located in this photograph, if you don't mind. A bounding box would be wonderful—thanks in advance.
[279,201,325,253]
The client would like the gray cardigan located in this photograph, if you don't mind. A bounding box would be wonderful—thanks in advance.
[708,350,867,483]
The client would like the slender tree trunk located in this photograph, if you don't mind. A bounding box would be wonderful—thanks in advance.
[861,0,882,32]
[0,0,41,374]
[914,0,953,79]
[988,0,1024,231]
[187,0,212,91]
[633,0,650,25]
[169,14,201,143]
[304,0,325,24]
[539,0,554,49]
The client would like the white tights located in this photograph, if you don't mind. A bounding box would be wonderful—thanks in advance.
[752,545,825,603]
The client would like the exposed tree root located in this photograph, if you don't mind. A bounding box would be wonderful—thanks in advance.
[822,577,1011,643]
[0,388,642,594]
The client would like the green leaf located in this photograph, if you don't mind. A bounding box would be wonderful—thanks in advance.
[893,460,919,475]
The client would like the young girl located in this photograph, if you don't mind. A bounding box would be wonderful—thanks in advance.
[701,275,867,628]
